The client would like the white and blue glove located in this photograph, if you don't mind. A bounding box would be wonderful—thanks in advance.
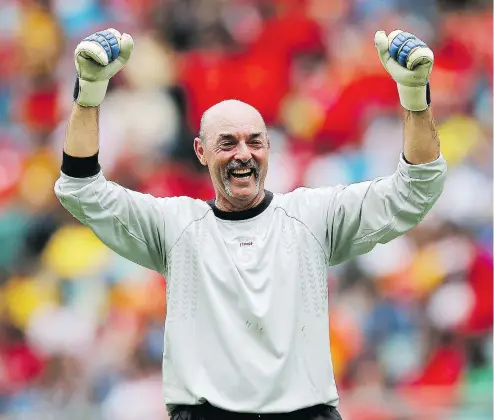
[375,30,434,112]
[73,28,134,107]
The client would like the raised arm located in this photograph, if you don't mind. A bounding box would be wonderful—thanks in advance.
[374,29,441,165]
[55,29,167,273]
[403,108,440,164]
[327,30,446,265]
[64,105,99,158]
[327,120,445,266]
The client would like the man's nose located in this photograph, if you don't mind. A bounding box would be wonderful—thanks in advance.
[234,142,252,163]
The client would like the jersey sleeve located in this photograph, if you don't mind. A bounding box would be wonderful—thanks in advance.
[54,170,167,273]
[327,154,447,266]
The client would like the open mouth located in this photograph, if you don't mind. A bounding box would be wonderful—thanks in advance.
[229,168,255,180]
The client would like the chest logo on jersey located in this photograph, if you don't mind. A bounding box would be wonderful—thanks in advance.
[240,240,253,248]
[234,236,257,265]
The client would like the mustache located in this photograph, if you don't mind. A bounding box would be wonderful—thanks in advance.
[226,159,260,174]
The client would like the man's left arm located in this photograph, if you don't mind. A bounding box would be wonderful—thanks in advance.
[375,29,442,165]
[403,108,440,164]
[327,30,447,265]
[327,153,446,266]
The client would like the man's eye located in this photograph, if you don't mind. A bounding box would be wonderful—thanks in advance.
[221,142,235,148]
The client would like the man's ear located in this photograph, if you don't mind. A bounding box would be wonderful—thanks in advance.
[193,137,208,166]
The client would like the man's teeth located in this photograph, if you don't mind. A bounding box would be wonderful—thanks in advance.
[231,169,251,175]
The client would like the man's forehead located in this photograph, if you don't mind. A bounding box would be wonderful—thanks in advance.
[210,114,264,132]
[201,100,266,138]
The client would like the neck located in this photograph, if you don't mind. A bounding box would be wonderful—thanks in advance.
[215,190,266,212]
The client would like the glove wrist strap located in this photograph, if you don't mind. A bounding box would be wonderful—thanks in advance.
[74,79,109,107]
[397,83,430,112]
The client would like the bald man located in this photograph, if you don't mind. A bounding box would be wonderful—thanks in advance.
[56,29,446,419]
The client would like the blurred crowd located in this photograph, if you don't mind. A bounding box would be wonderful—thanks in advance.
[0,0,492,419]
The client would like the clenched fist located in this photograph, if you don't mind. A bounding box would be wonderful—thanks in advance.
[74,29,134,107]
[375,30,434,112]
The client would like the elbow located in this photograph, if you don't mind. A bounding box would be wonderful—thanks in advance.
[398,153,447,204]
[381,166,447,241]
[420,161,447,205]
[54,173,104,225]
[398,168,446,230]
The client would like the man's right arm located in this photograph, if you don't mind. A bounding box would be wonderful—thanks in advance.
[55,103,167,273]
[55,29,168,273]
[64,103,99,158]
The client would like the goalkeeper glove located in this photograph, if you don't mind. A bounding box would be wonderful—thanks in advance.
[73,28,134,107]
[375,30,434,112]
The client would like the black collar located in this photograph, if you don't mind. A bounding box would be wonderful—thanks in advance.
[207,191,274,221]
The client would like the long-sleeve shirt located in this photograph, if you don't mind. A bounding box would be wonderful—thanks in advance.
[54,153,446,414]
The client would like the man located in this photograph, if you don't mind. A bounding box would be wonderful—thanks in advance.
[55,28,446,419]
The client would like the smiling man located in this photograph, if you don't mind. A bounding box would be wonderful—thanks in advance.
[55,29,446,420]
[195,100,269,211]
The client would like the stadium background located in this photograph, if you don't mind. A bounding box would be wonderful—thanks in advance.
[0,0,492,418]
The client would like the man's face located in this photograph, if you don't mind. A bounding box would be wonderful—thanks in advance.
[194,104,269,209]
